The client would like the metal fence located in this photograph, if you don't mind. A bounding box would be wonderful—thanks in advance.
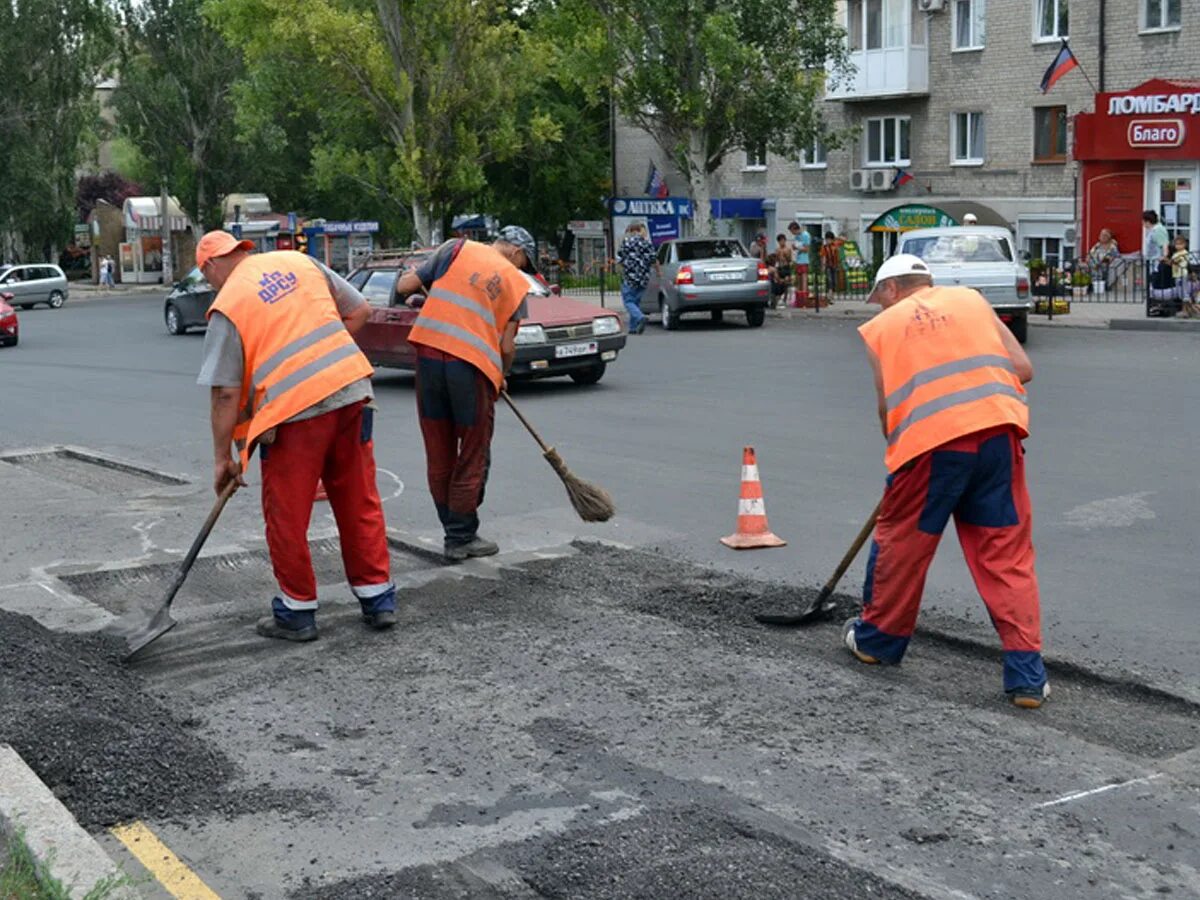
[542,259,620,308]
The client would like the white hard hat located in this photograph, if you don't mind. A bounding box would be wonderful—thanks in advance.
[868,254,932,302]
[963,213,978,224]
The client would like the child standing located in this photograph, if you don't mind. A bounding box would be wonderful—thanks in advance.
[1171,237,1192,317]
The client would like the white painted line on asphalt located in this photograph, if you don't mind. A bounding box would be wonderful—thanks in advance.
[132,518,161,555]
[378,466,405,502]
[1034,773,1164,809]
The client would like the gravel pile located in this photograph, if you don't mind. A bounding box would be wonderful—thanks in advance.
[0,609,235,828]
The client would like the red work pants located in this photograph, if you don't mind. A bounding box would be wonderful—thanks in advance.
[259,400,390,608]
[855,425,1046,692]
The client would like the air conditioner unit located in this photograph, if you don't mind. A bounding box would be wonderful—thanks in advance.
[869,168,897,191]
[849,169,871,192]
[917,0,946,11]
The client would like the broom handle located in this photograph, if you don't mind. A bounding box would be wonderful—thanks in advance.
[500,390,552,454]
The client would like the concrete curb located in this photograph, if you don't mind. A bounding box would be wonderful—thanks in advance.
[0,744,137,898]
[1109,318,1200,333]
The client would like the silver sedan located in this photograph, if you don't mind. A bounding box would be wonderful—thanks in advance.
[640,237,770,329]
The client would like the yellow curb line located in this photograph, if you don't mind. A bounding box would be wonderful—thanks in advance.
[110,822,221,899]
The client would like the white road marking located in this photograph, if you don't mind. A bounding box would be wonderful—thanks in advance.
[378,466,405,502]
[1063,492,1155,529]
[1034,773,1164,809]
[132,518,161,554]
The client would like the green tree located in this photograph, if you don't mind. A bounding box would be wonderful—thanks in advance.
[112,0,248,229]
[0,0,115,261]
[603,0,848,234]
[209,0,532,244]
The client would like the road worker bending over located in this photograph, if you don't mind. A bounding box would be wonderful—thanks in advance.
[196,231,396,642]
[394,225,534,562]
[846,254,1049,709]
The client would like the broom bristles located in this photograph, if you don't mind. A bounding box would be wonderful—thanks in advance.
[543,447,615,522]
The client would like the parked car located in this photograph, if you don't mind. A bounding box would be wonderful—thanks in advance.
[347,248,627,384]
[0,264,69,310]
[640,237,770,329]
[163,267,216,335]
[0,293,18,346]
[896,226,1032,343]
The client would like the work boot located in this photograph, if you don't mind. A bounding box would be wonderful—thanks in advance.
[256,596,318,642]
[1007,682,1051,710]
[444,536,499,562]
[357,584,398,630]
[843,617,880,665]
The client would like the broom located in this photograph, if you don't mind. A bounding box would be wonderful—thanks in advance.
[500,390,615,522]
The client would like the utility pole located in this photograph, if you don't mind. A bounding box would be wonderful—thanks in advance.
[159,178,172,285]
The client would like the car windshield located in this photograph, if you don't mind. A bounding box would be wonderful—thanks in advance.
[904,235,1013,264]
[179,267,207,288]
[677,240,747,262]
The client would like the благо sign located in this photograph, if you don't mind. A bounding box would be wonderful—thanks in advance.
[1128,119,1185,148]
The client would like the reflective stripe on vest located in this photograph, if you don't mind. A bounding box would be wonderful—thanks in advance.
[407,240,528,390]
[210,250,374,467]
[858,286,1029,472]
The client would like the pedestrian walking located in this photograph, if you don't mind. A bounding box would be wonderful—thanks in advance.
[819,232,843,302]
[394,225,533,561]
[1143,210,1171,275]
[99,255,115,290]
[617,223,654,334]
[845,254,1048,709]
[787,222,811,305]
[195,230,396,642]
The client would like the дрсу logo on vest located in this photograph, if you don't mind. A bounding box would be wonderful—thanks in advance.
[258,270,299,304]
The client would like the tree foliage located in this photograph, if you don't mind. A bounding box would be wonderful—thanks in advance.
[111,0,249,230]
[0,0,114,260]
[76,171,145,221]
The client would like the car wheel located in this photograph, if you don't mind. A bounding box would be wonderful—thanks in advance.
[165,303,186,335]
[660,296,676,331]
[745,306,766,328]
[569,362,606,385]
[1009,314,1028,344]
[47,290,65,309]
[710,309,724,323]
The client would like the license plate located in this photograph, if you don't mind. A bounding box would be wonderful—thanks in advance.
[708,271,742,282]
[555,341,598,359]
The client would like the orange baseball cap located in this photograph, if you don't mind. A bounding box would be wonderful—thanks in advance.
[196,230,254,270]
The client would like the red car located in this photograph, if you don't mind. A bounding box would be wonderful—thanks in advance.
[346,249,627,385]
[0,293,18,347]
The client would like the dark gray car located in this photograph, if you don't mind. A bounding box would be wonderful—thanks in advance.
[0,264,69,309]
[163,267,215,335]
[639,237,770,329]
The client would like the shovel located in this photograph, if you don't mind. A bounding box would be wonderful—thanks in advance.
[754,499,882,627]
[112,476,240,660]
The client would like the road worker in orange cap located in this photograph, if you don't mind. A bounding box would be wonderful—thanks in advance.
[845,254,1049,708]
[195,230,396,641]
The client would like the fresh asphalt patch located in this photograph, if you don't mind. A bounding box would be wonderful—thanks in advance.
[6,542,1199,897]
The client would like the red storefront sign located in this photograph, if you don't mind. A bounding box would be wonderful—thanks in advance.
[1075,79,1200,254]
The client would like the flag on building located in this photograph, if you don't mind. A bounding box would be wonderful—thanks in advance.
[1040,41,1079,94]
[892,169,915,188]
[645,163,669,199]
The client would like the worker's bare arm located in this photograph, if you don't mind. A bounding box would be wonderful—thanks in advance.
[342,303,370,335]
[994,313,1033,383]
[396,271,423,305]
[500,318,519,382]
[210,386,244,494]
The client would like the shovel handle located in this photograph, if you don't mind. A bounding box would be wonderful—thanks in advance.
[161,477,239,611]
[500,390,551,454]
[821,498,883,599]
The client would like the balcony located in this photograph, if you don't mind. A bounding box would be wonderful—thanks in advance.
[826,44,929,101]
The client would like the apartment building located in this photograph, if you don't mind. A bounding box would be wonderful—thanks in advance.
[613,0,1200,267]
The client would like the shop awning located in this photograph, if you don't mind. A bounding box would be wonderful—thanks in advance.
[868,201,1009,232]
[710,198,765,220]
[123,196,190,232]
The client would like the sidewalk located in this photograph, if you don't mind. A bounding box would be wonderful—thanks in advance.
[71,280,164,296]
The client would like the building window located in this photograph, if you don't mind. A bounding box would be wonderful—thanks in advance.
[744,144,767,170]
[865,116,911,166]
[1143,0,1181,30]
[953,0,986,50]
[952,112,985,165]
[1033,106,1067,162]
[847,0,908,51]
[801,138,827,168]
[1034,0,1067,41]
[1025,236,1075,269]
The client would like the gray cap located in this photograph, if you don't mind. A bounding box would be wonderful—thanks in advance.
[496,225,538,274]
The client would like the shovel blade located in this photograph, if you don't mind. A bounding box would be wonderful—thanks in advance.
[754,591,836,627]
[109,605,178,661]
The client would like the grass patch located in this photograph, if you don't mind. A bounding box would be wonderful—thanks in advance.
[0,830,128,900]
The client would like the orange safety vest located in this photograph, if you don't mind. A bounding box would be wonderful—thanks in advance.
[407,240,529,391]
[858,286,1029,473]
[209,250,374,468]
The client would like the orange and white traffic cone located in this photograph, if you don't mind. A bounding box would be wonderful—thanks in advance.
[720,447,786,550]
[315,479,328,501]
